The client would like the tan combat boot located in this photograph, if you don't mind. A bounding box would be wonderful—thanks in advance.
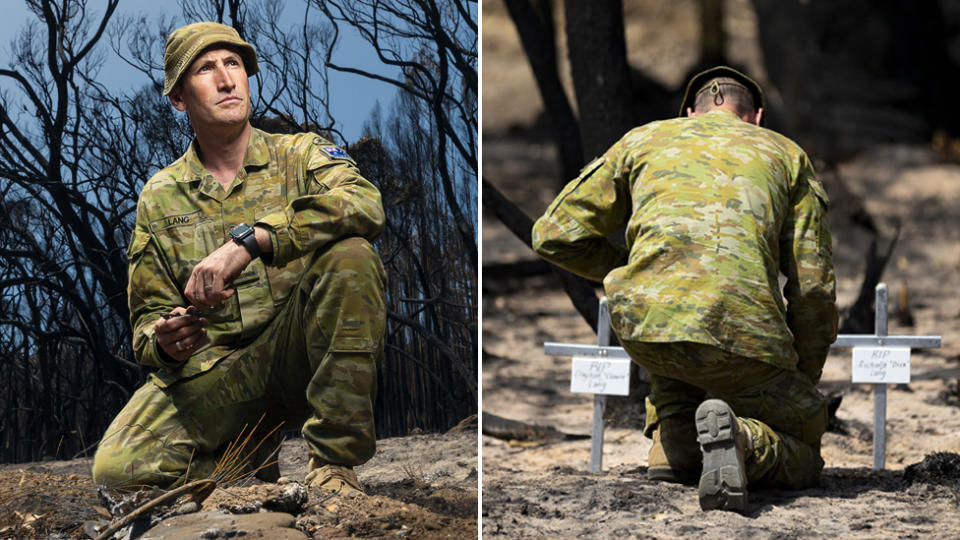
[647,415,702,484]
[305,458,364,496]
[695,399,753,512]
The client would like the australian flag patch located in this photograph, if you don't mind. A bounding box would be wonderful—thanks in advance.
[322,145,351,160]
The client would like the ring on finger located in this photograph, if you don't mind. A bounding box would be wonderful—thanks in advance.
[176,340,184,352]
[204,285,213,291]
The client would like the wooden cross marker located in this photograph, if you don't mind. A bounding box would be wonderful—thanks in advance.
[544,283,941,472]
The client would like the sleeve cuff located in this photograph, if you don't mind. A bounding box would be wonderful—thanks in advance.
[151,334,186,369]
[134,318,183,370]
[255,210,296,267]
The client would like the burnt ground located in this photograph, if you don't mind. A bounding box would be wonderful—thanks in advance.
[481,132,960,539]
[482,264,960,538]
[0,420,477,539]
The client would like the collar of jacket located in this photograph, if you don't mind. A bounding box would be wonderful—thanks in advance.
[176,127,271,183]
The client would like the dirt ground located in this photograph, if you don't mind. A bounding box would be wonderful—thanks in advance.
[482,252,960,538]
[481,0,960,538]
[0,420,477,539]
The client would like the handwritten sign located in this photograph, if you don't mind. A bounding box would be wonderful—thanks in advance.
[852,347,911,384]
[570,357,630,396]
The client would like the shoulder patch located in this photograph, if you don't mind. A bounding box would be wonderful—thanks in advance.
[312,136,353,162]
[322,145,351,160]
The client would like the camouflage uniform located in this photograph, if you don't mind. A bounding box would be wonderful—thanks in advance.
[92,128,387,488]
[532,108,837,488]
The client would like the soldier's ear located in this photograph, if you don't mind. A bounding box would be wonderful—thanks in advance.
[169,88,187,112]
[741,107,763,126]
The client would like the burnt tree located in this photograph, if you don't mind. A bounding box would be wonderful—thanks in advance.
[503,0,584,181]
[564,0,636,159]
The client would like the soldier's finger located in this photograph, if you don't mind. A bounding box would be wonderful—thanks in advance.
[209,273,226,296]
[172,322,205,340]
[201,274,220,306]
[184,271,199,304]
[214,287,235,306]
[160,314,200,333]
[155,315,179,334]
[195,274,207,306]
[165,306,191,318]
[158,338,182,358]
[178,329,207,349]
[188,333,211,351]
[198,270,210,303]
[165,315,207,333]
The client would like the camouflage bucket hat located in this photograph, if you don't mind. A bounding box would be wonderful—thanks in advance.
[163,22,259,96]
[679,66,765,126]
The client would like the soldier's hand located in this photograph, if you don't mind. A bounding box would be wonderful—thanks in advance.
[155,306,208,363]
[185,241,251,308]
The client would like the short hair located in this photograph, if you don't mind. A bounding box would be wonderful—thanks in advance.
[692,77,756,116]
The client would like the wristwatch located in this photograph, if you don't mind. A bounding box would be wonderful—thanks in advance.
[229,222,262,259]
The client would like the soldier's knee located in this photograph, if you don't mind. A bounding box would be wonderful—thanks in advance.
[311,237,385,293]
[92,440,141,488]
[91,428,193,489]
[91,449,121,488]
[316,237,381,271]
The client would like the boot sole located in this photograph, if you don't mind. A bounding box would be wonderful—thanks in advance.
[695,399,747,512]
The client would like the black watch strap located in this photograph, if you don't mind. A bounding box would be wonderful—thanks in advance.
[230,223,262,259]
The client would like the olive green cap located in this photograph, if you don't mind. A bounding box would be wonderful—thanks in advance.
[163,22,259,96]
[679,66,765,126]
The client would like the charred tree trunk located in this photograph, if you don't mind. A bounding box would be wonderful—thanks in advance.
[503,0,584,182]
[839,227,901,335]
[564,0,635,160]
[699,0,725,66]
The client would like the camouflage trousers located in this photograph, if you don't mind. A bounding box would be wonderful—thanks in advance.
[92,237,387,489]
[623,340,827,489]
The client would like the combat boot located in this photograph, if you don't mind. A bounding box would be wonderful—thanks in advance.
[305,458,364,496]
[695,399,753,512]
[647,415,701,484]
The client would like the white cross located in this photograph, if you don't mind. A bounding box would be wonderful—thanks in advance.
[544,283,941,472]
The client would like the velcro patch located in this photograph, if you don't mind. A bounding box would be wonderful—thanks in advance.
[322,145,352,160]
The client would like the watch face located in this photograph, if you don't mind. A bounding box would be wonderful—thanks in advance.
[231,223,253,239]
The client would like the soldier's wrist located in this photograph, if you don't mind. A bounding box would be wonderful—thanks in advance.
[253,224,277,265]
[229,222,262,259]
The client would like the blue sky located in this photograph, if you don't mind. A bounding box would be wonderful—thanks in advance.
[0,0,400,143]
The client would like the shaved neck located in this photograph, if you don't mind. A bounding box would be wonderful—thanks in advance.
[686,104,763,126]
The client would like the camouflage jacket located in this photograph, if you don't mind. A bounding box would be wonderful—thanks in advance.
[532,109,838,379]
[127,128,384,378]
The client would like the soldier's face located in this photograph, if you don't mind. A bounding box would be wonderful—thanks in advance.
[169,47,251,132]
